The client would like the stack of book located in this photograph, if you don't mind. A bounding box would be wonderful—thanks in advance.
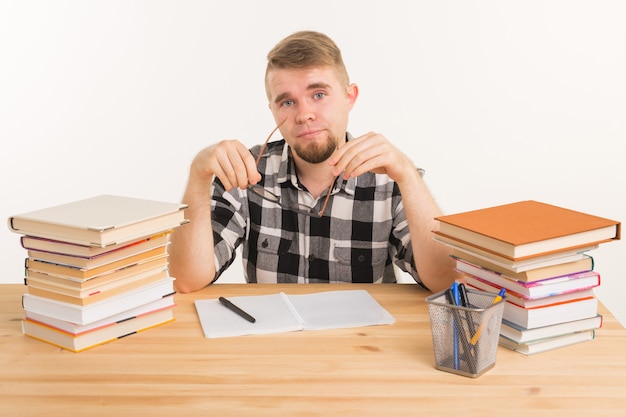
[7,194,188,352]
[434,200,621,355]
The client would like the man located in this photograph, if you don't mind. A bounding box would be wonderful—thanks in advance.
[169,31,458,293]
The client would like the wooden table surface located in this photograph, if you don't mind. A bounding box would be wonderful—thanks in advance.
[1,283,625,417]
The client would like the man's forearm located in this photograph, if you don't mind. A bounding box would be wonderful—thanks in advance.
[397,168,460,293]
[169,177,217,293]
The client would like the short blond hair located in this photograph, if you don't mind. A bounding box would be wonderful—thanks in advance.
[265,31,350,96]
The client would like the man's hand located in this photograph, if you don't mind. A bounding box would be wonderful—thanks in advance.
[190,140,261,191]
[327,132,415,184]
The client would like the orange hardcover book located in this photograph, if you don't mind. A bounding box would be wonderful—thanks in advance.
[434,201,620,261]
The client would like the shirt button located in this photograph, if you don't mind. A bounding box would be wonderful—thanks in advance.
[262,239,269,248]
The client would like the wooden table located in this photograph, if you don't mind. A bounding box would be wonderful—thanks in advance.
[1,283,625,417]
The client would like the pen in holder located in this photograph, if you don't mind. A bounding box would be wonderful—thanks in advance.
[426,286,505,378]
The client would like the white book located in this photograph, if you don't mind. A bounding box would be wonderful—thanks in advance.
[24,295,176,335]
[500,315,602,344]
[23,307,175,352]
[456,258,600,299]
[8,194,187,247]
[466,279,595,309]
[22,277,175,325]
[503,296,598,329]
[437,235,597,272]
[499,330,596,355]
[195,290,395,338]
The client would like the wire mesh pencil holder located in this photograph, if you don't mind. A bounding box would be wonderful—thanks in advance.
[426,288,505,378]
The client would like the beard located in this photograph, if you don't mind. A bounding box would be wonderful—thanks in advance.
[291,134,338,164]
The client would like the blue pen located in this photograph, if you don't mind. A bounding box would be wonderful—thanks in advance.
[451,282,460,370]
[446,283,475,374]
[452,282,461,305]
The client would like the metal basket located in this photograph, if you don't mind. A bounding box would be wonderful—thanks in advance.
[426,288,505,378]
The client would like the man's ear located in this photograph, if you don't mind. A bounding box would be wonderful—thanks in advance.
[346,83,359,110]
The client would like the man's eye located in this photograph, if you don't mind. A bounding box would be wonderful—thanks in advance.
[282,100,294,107]
[314,92,325,99]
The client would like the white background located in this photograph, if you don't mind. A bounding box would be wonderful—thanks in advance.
[1,1,624,326]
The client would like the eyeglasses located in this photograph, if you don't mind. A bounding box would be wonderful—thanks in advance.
[248,123,336,217]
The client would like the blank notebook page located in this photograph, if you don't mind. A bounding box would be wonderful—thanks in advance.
[287,290,395,330]
[194,290,395,338]
[195,293,304,338]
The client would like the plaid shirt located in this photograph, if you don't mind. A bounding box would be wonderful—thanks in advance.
[211,136,423,285]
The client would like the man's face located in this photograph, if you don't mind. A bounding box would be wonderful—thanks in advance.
[266,66,358,165]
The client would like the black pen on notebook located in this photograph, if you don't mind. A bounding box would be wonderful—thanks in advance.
[218,297,256,323]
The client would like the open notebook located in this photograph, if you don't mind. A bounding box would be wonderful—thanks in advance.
[195,289,395,338]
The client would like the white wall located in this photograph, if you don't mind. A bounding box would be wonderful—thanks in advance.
[1,1,624,326]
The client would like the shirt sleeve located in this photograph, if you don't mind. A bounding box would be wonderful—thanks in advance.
[388,183,427,289]
[210,178,248,281]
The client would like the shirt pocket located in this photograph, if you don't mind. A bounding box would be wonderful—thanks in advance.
[333,242,389,283]
[256,234,292,253]
[246,227,296,283]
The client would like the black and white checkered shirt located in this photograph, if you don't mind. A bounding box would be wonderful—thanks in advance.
[211,136,423,285]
